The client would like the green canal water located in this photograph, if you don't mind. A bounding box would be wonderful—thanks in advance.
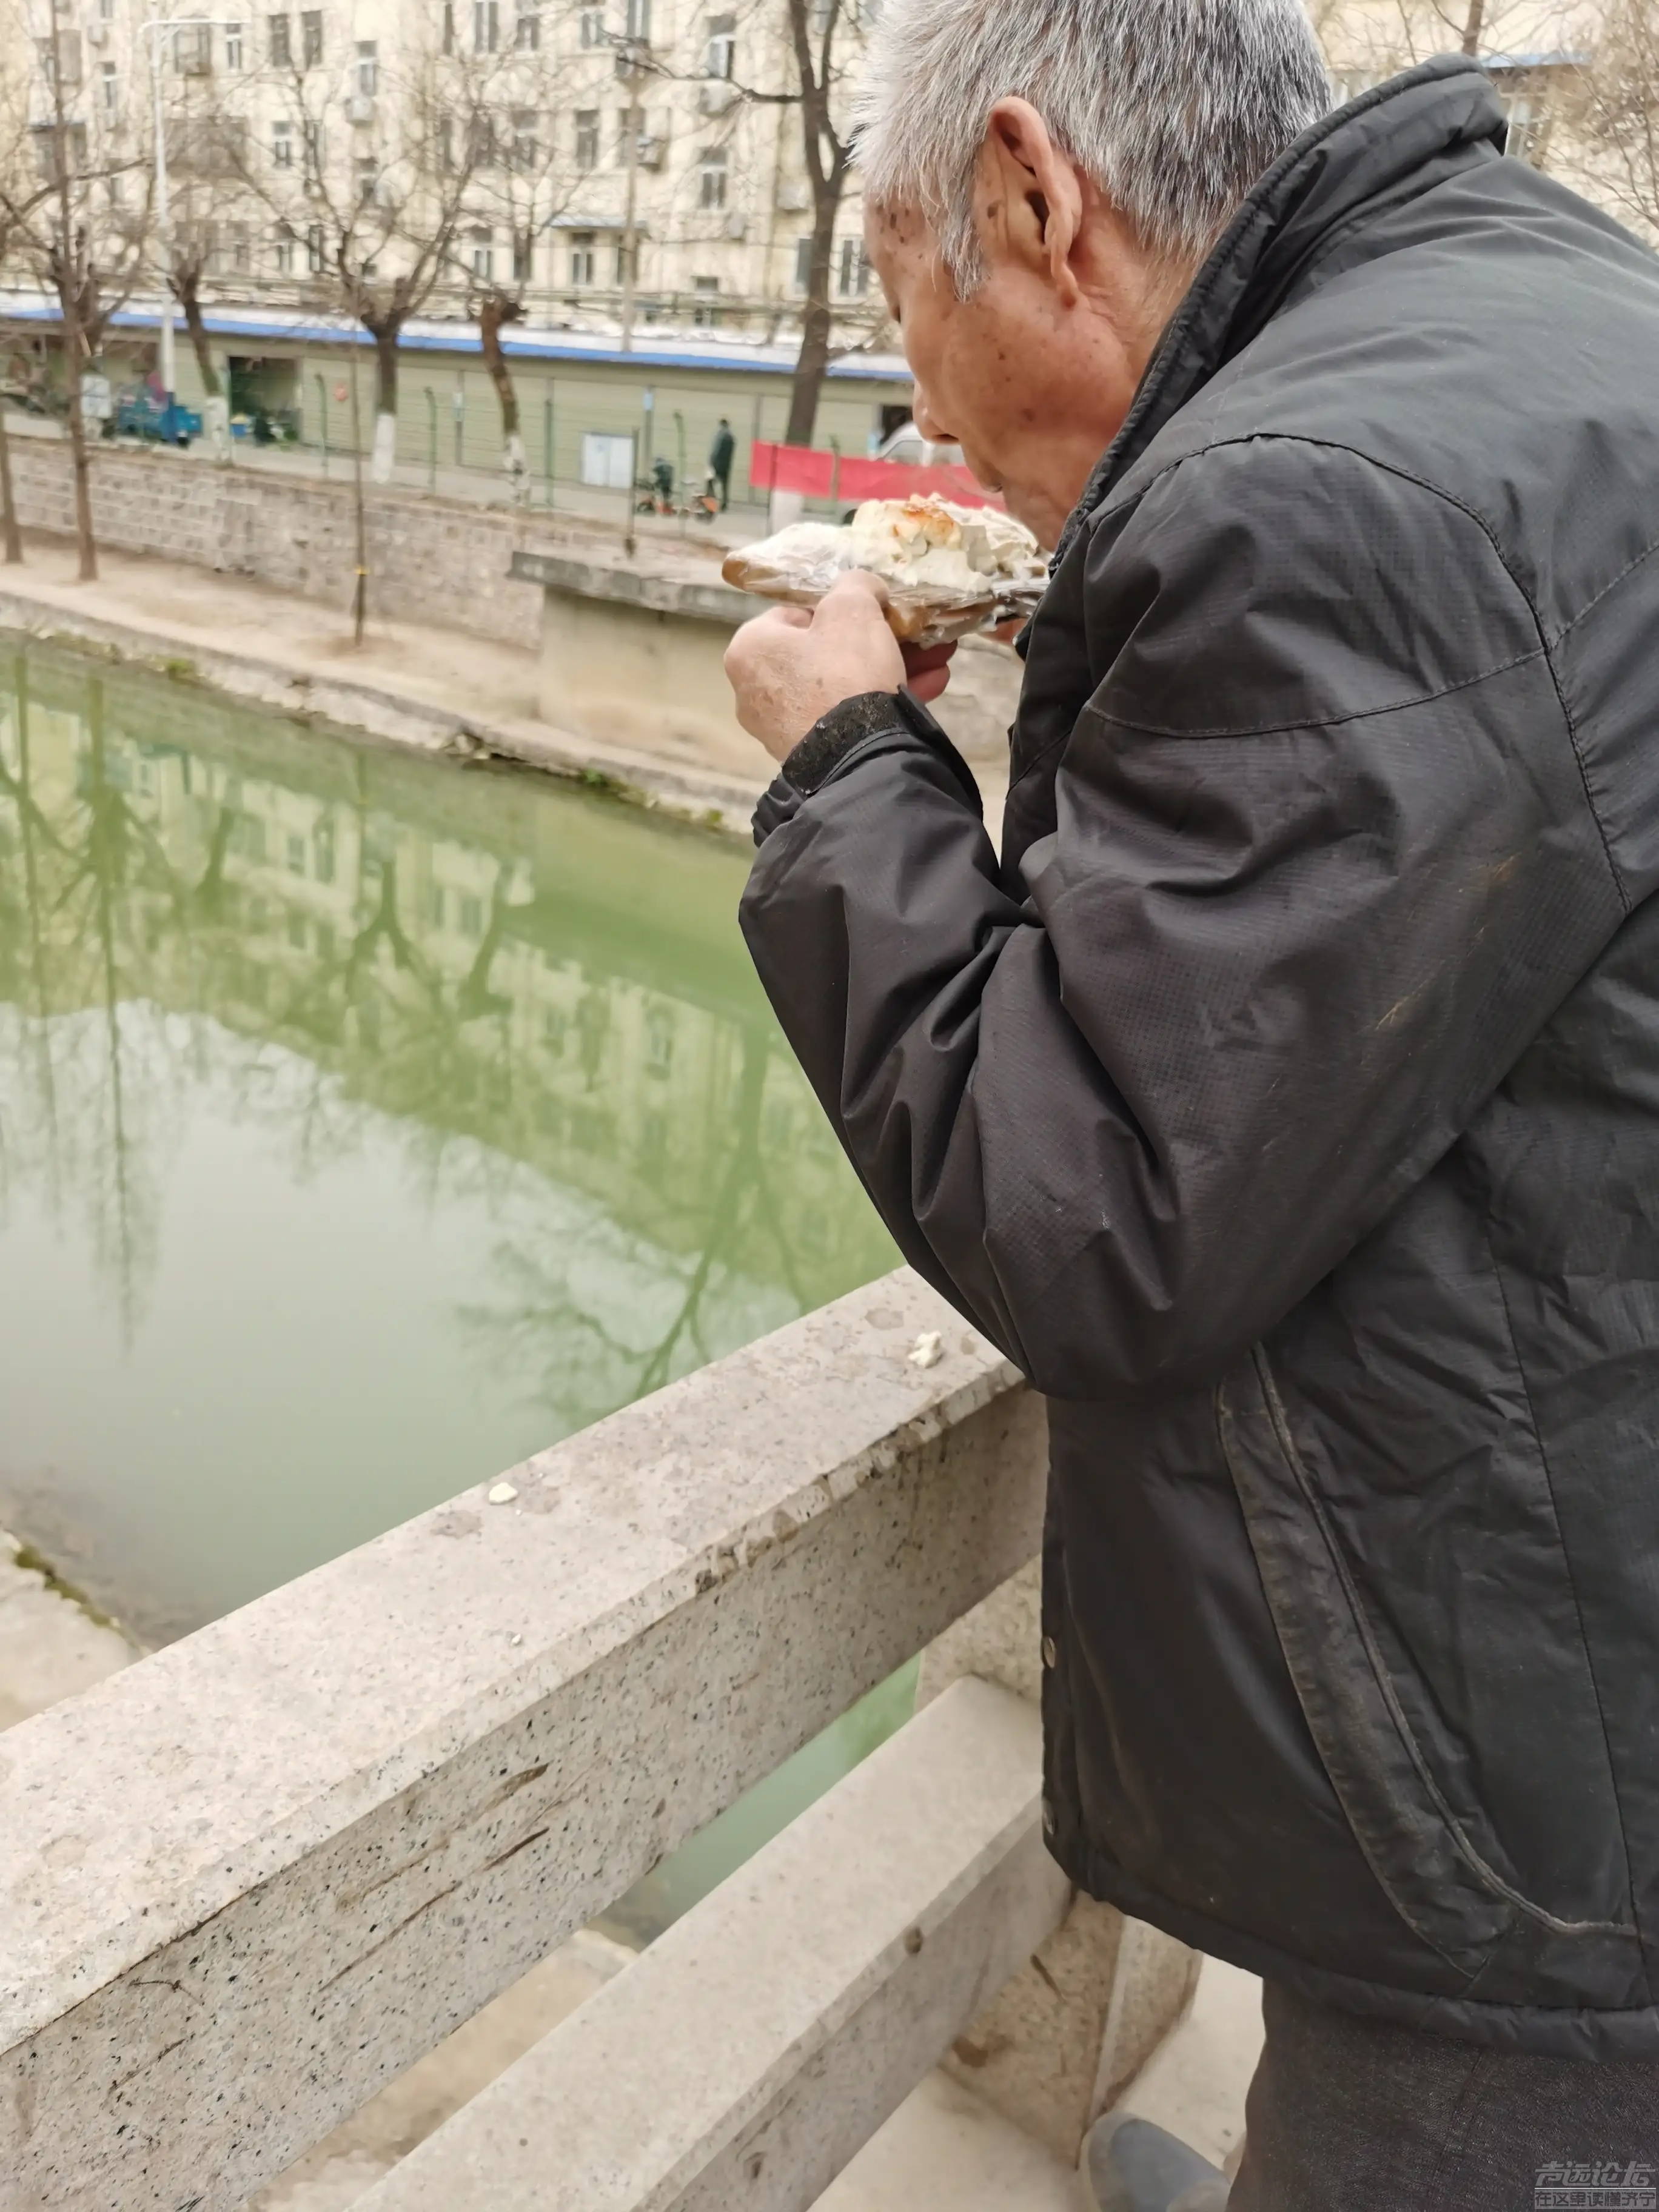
[0,642,907,1929]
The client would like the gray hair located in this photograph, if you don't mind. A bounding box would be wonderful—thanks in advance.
[853,0,1332,286]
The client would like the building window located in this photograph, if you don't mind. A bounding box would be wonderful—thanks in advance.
[174,23,209,72]
[515,0,540,50]
[267,11,290,63]
[101,59,118,109]
[355,39,377,94]
[470,227,493,280]
[39,32,84,86]
[300,7,322,64]
[837,237,868,295]
[615,103,643,163]
[580,5,605,42]
[466,114,497,167]
[574,108,598,169]
[705,12,735,77]
[437,115,454,170]
[306,221,324,270]
[230,223,250,271]
[512,230,531,281]
[568,230,597,284]
[272,118,293,166]
[443,0,455,52]
[624,0,649,37]
[474,0,498,50]
[303,118,323,185]
[1500,91,1546,164]
[793,234,812,290]
[99,0,115,19]
[511,109,537,169]
[698,144,727,209]
[224,21,243,67]
[692,275,719,326]
[287,834,306,875]
[274,224,296,273]
[354,156,377,203]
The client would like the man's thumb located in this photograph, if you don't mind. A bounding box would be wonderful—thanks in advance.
[819,568,891,620]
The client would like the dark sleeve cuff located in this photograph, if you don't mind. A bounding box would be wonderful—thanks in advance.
[751,688,981,846]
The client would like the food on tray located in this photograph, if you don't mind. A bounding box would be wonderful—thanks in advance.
[722,495,1046,646]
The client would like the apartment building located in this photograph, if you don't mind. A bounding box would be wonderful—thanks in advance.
[0,0,884,336]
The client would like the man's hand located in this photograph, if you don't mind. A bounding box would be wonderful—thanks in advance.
[725,570,956,762]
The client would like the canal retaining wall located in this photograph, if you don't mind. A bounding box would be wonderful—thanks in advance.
[4,437,561,650]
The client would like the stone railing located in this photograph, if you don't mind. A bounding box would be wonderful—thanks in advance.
[0,1270,1196,2212]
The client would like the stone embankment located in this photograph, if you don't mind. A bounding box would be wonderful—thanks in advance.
[4,432,558,650]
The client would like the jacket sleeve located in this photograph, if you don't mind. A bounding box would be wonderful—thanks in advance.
[739,437,1627,1396]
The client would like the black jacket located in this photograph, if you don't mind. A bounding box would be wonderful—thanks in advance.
[740,59,1659,2057]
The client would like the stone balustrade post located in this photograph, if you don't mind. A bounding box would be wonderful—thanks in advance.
[917,1555,1203,2167]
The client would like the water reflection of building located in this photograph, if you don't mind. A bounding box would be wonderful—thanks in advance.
[0,646,892,1344]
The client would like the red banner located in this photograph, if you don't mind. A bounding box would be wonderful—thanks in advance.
[749,441,835,496]
[749,441,1000,510]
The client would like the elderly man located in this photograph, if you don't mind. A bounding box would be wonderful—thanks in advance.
[729,0,1659,2204]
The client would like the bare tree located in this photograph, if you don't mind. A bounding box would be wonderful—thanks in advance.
[1560,0,1659,239]
[230,25,493,482]
[659,0,870,445]
[0,74,54,564]
[1,9,152,581]
[780,0,854,444]
[466,18,580,501]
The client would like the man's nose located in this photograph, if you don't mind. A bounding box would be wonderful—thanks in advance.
[913,386,957,446]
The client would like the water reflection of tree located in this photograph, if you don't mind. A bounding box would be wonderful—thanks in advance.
[0,649,893,1421]
[456,1021,805,1431]
[0,659,178,1336]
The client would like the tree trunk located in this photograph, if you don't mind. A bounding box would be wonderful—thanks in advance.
[55,276,96,583]
[1461,0,1486,54]
[0,403,22,565]
[480,292,528,503]
[47,16,95,583]
[178,278,221,398]
[785,193,839,446]
[370,323,399,483]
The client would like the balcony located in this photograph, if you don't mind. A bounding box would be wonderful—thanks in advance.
[1,1272,1221,2209]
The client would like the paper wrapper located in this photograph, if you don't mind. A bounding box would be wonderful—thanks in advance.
[722,511,1044,648]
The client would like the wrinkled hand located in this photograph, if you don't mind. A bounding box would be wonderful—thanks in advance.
[724,569,956,763]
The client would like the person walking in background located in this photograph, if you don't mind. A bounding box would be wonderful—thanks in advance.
[708,417,736,509]
[726,0,1659,2205]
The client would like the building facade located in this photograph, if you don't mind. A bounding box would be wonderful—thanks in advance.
[0,0,886,339]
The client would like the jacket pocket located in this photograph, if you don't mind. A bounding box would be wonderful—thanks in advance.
[1217,1344,1635,1976]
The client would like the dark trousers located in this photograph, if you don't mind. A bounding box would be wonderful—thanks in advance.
[1230,1982,1659,2211]
[712,466,730,510]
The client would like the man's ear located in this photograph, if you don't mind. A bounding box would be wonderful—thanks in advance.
[976,96,1084,304]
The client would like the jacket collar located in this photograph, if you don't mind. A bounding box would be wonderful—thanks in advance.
[1052,56,1507,567]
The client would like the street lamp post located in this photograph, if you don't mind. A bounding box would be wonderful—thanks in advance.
[141,15,238,441]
